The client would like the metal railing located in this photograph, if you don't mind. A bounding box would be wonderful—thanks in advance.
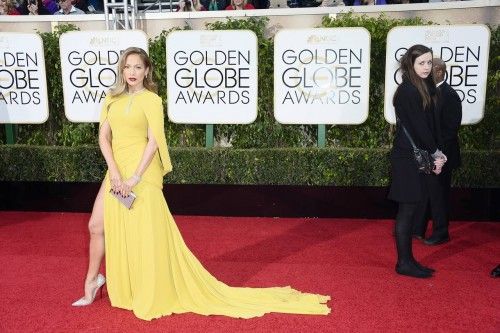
[103,0,180,30]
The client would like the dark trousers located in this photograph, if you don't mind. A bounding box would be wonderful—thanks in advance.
[439,165,453,225]
[412,174,448,237]
[395,202,419,265]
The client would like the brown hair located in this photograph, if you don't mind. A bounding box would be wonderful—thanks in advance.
[180,0,202,11]
[109,47,157,97]
[395,44,436,111]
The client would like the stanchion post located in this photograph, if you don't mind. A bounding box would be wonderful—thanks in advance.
[317,124,325,148]
[5,124,15,144]
[205,124,214,148]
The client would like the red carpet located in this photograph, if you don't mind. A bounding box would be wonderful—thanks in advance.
[0,211,498,332]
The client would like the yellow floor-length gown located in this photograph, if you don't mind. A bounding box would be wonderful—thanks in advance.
[100,89,331,321]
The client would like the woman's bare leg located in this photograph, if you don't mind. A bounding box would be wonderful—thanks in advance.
[82,180,106,300]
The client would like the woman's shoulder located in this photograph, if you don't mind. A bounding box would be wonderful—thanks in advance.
[142,89,162,102]
[140,90,164,112]
[103,92,122,105]
[398,80,417,93]
[395,80,418,100]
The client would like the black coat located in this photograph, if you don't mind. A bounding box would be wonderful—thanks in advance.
[388,80,439,203]
[437,82,462,170]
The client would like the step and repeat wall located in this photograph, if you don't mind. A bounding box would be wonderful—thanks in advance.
[384,25,490,125]
[274,28,371,125]
[0,33,49,124]
[166,30,258,124]
[0,25,491,126]
[59,31,149,122]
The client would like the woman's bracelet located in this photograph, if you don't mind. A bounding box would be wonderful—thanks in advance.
[132,174,141,182]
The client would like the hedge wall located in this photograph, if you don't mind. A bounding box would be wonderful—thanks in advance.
[1,14,498,150]
[1,145,498,187]
[0,14,498,187]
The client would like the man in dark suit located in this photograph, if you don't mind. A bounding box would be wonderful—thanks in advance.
[413,58,462,245]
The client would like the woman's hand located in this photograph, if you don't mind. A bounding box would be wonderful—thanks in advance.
[109,168,122,193]
[433,156,446,169]
[120,176,140,197]
[27,2,38,14]
[432,155,446,175]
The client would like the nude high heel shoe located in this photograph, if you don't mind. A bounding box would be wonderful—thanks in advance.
[72,274,106,306]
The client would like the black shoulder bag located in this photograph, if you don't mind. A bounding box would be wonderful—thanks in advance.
[396,116,434,174]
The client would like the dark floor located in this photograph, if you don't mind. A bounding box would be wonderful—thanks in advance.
[0,182,498,221]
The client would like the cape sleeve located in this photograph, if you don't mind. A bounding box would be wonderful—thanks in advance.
[143,94,173,175]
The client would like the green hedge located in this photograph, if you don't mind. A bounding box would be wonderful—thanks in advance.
[2,14,498,150]
[1,145,498,187]
[1,15,498,188]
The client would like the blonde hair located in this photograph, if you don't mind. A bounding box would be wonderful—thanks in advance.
[192,0,202,11]
[0,0,15,14]
[230,0,247,9]
[109,47,157,97]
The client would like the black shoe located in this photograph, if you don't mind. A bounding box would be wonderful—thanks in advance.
[412,259,435,273]
[396,262,432,278]
[424,234,450,246]
[491,264,500,278]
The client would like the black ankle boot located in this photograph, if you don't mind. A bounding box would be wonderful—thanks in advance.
[411,259,435,273]
[396,262,432,278]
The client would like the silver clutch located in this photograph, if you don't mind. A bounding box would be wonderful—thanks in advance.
[109,190,136,209]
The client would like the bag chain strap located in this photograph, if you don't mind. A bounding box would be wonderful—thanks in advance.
[396,115,418,150]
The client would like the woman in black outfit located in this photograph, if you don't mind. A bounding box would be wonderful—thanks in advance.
[388,44,447,278]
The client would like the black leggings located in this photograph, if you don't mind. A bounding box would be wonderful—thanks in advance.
[395,202,419,264]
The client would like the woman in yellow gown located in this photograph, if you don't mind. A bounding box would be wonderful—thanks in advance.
[75,47,330,321]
